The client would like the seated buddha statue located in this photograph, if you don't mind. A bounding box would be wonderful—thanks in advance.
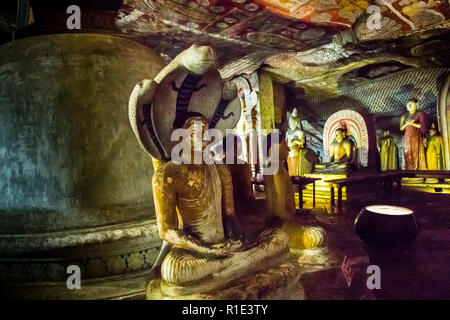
[150,115,290,297]
[315,128,354,173]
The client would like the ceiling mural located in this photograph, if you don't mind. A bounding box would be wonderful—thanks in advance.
[5,1,448,99]
[119,0,343,52]
[119,0,450,46]
[255,0,367,27]
[115,0,450,94]
[354,0,450,40]
[258,0,450,38]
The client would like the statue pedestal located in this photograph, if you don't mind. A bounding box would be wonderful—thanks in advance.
[402,177,425,184]
[401,179,450,194]
[314,164,350,175]
[146,258,304,300]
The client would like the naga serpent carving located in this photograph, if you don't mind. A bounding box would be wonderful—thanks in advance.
[172,74,206,129]
[129,45,290,298]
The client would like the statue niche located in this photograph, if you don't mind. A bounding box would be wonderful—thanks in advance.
[128,44,301,299]
[316,109,376,174]
[315,126,356,174]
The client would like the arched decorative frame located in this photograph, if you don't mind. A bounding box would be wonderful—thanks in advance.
[438,72,450,170]
[323,109,370,167]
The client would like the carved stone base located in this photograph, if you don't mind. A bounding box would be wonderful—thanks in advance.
[314,163,349,175]
[0,220,162,299]
[402,177,425,184]
[146,258,304,300]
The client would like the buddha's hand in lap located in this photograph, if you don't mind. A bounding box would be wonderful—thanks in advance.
[209,239,243,257]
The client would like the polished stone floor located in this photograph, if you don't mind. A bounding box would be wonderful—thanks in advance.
[135,187,450,300]
[286,188,450,300]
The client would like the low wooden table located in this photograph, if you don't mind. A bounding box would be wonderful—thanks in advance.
[290,176,321,209]
[251,176,320,210]
[325,171,405,208]
[323,170,450,209]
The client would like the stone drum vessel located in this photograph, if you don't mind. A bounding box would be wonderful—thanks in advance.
[0,34,165,299]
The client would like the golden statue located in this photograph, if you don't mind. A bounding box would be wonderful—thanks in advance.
[315,128,354,173]
[286,109,319,176]
[128,44,293,299]
[151,116,288,296]
[378,129,398,171]
[425,123,445,170]
[400,99,428,170]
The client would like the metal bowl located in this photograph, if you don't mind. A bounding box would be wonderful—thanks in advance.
[354,205,419,248]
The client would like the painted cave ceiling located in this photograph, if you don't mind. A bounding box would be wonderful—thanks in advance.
[118,0,450,94]
[3,0,450,97]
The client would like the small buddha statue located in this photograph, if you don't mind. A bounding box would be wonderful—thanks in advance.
[286,109,303,174]
[378,129,398,171]
[286,109,318,176]
[425,123,445,170]
[315,128,354,173]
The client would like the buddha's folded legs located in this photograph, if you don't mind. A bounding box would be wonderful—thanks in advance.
[160,228,290,296]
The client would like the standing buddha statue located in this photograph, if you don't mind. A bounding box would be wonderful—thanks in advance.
[378,129,398,171]
[425,123,445,170]
[400,98,428,170]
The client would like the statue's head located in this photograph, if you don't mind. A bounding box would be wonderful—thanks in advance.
[182,113,209,155]
[289,117,298,130]
[335,128,346,143]
[222,80,238,101]
[289,110,300,130]
[429,123,438,137]
[429,128,436,137]
[181,44,217,75]
[383,129,390,136]
[407,99,418,114]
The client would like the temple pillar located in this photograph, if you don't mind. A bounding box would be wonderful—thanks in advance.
[438,72,450,170]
